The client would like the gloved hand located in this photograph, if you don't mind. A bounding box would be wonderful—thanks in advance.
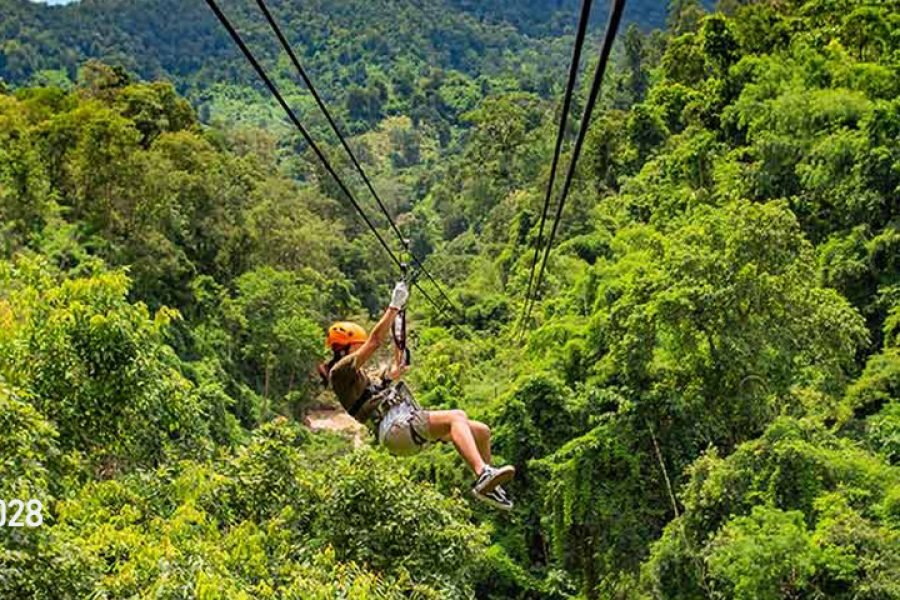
[389,280,409,310]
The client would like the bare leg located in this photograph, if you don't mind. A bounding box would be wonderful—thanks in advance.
[469,420,492,464]
[427,410,486,475]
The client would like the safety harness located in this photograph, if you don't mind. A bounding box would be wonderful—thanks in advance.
[348,376,427,446]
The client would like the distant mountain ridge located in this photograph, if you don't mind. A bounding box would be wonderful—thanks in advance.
[1,0,564,87]
[1,0,687,88]
[0,0,706,138]
[447,0,687,36]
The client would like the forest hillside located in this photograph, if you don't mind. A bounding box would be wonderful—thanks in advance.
[0,0,898,598]
[1,0,664,139]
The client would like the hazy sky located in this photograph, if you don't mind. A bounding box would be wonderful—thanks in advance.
[31,0,80,4]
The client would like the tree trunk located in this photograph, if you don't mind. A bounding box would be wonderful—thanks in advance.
[583,530,598,600]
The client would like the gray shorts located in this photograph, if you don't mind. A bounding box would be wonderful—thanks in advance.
[377,399,436,456]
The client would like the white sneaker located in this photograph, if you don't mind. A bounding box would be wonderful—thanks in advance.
[473,485,514,511]
[472,464,516,495]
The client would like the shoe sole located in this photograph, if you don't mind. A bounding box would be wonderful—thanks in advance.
[473,465,516,494]
[471,489,514,511]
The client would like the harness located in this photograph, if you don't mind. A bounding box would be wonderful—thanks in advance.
[349,381,427,445]
[347,378,393,421]
[372,382,429,446]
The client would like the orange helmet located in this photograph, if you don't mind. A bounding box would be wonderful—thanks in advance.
[326,321,368,349]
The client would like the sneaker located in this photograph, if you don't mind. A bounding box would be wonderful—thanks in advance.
[473,485,513,511]
[472,464,516,495]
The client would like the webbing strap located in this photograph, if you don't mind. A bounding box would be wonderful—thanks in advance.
[348,387,373,418]
[392,306,411,366]
[392,308,405,350]
[409,421,429,446]
[350,382,392,418]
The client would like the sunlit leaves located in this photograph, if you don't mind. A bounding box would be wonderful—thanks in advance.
[0,257,217,468]
[644,418,900,599]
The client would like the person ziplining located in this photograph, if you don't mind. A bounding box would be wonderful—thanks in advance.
[205,0,515,510]
[204,0,625,513]
[318,280,516,511]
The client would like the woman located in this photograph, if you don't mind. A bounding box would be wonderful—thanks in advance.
[320,281,515,510]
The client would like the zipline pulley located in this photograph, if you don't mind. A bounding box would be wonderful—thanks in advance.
[392,240,412,367]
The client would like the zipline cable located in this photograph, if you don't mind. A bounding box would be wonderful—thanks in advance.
[254,0,463,320]
[517,0,594,338]
[522,0,626,330]
[204,0,450,321]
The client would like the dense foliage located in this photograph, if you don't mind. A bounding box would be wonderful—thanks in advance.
[1,0,572,143]
[0,0,898,598]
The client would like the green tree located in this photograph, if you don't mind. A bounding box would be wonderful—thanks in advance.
[661,34,706,86]
[0,95,54,251]
[643,418,900,599]
[624,24,649,103]
[666,0,705,36]
[224,267,326,410]
[706,506,819,600]
[700,14,739,73]
[841,7,891,61]
[0,257,217,468]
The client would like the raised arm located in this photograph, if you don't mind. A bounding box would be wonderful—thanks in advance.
[351,281,408,368]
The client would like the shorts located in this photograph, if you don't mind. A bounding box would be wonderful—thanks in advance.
[377,399,435,456]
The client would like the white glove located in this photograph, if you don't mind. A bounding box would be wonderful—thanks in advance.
[389,281,409,310]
